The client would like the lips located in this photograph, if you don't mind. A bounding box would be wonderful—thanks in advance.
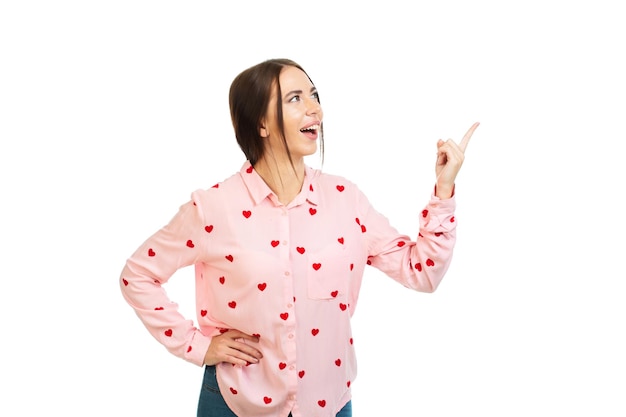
[300,123,320,140]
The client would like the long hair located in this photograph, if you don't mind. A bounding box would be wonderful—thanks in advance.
[228,58,324,166]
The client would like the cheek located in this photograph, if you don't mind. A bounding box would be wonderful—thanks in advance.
[282,112,301,133]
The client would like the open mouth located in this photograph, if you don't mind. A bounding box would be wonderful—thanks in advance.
[300,124,320,139]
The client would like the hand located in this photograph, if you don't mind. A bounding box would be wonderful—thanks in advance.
[203,329,263,366]
[435,122,480,199]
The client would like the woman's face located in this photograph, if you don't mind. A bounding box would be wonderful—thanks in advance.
[261,66,323,161]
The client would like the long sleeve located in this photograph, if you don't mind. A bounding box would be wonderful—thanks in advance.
[119,197,213,366]
[356,187,457,293]
[119,162,459,417]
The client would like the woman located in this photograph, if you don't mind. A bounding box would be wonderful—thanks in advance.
[120,58,478,417]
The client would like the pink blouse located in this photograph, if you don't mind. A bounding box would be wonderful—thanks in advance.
[120,161,457,417]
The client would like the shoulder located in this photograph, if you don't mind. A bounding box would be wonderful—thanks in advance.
[190,170,244,206]
[313,169,362,194]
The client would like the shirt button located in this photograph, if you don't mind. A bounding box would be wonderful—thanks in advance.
[282,240,288,245]
[289,365,295,370]
[284,271,290,276]
[288,334,294,339]
[287,303,293,308]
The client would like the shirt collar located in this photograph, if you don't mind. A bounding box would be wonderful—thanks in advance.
[239,161,319,207]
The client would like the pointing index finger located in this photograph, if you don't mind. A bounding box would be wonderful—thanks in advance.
[460,122,480,152]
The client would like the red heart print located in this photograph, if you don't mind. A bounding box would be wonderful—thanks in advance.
[164,329,173,337]
[397,241,405,247]
[148,248,155,257]
[347,380,351,387]
[415,263,423,272]
[310,184,314,191]
[219,276,225,284]
[335,359,342,366]
[200,310,207,316]
[212,183,219,188]
[263,397,272,404]
[154,306,164,310]
[360,225,366,233]
[228,301,237,309]
[330,290,338,298]
[309,208,317,215]
[297,247,305,254]
[186,240,194,248]
[246,166,253,173]
[350,263,354,271]
[350,337,353,345]
[258,283,267,291]
[242,210,251,218]
[422,209,429,218]
[122,278,128,286]
[299,370,305,378]
[219,328,229,334]
[311,328,319,336]
[279,362,287,370]
[280,312,289,320]
[187,346,192,353]
[318,400,327,408]
[271,240,279,247]
[435,232,442,237]
[339,303,347,311]
[312,263,321,271]
[205,225,213,233]
[426,259,435,267]
[336,185,344,192]
[450,216,455,223]
[337,237,344,244]
[230,387,238,395]
[225,255,234,262]
[252,333,260,338]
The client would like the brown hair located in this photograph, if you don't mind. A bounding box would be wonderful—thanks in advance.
[228,58,324,166]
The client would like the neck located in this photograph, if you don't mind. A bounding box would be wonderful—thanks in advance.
[254,156,306,205]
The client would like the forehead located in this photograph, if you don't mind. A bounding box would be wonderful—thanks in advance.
[279,66,314,90]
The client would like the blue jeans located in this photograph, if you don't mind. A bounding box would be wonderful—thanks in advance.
[198,365,352,417]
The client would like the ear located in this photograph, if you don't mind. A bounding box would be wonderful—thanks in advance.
[259,120,269,138]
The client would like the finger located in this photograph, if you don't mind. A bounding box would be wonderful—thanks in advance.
[437,139,463,164]
[225,329,260,343]
[231,340,263,360]
[436,149,447,167]
[224,350,258,366]
[459,122,480,152]
[208,330,262,365]
[226,332,263,358]
[216,340,263,366]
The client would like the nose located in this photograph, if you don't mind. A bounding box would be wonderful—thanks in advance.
[305,97,322,116]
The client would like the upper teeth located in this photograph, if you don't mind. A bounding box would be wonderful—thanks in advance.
[302,124,319,131]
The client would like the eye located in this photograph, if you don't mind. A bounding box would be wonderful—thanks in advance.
[288,95,301,103]
[312,91,320,102]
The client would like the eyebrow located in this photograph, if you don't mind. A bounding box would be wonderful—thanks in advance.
[284,87,317,98]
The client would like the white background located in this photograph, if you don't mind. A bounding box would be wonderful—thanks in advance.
[1,1,625,416]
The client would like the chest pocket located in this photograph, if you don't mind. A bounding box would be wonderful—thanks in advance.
[306,245,351,300]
